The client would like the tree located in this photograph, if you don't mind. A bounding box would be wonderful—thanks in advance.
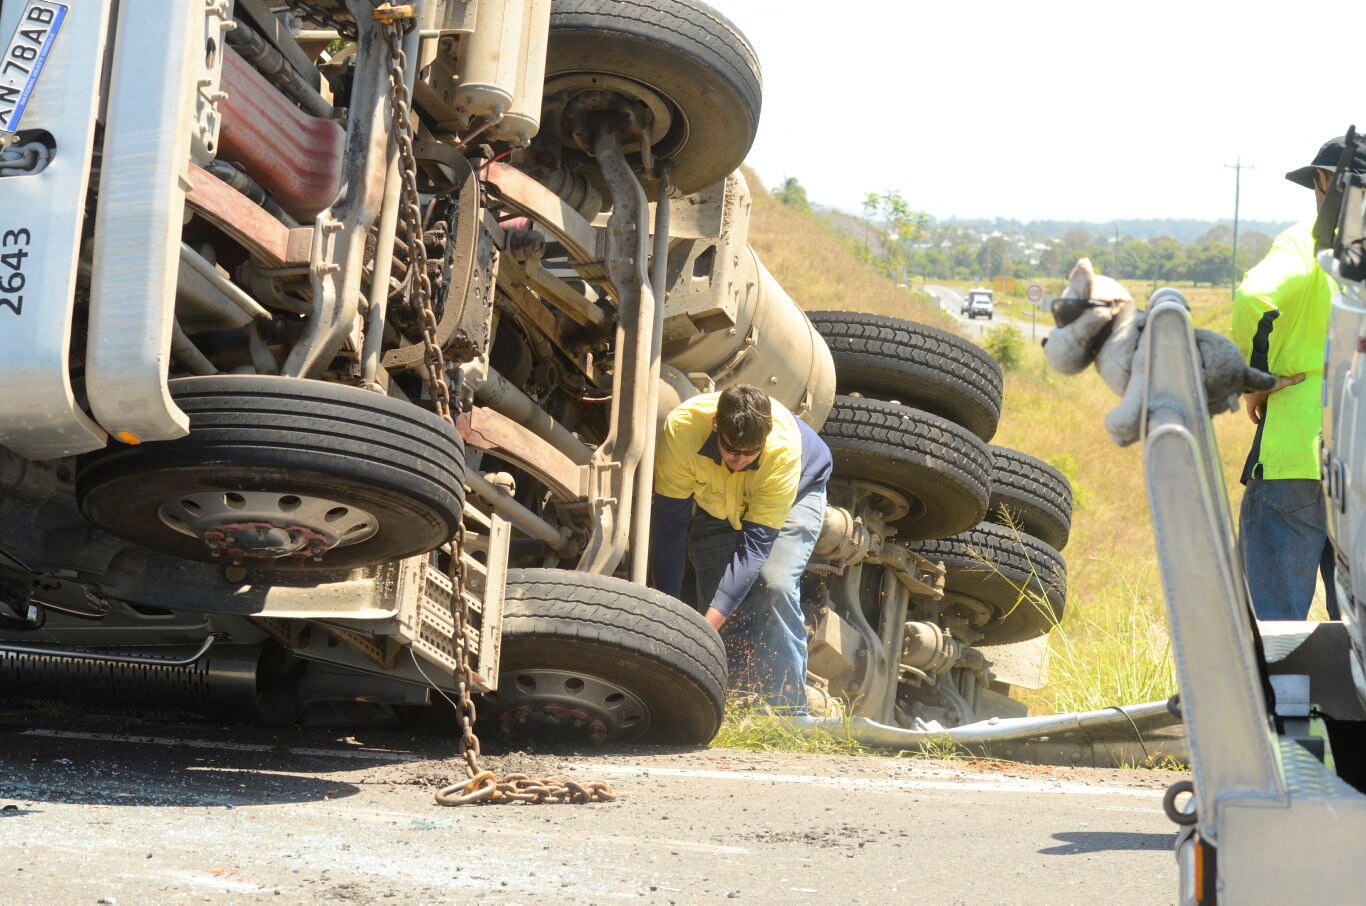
[1036,240,1067,278]
[1091,246,1116,276]
[950,244,977,280]
[909,246,949,279]
[1199,224,1234,244]
[861,190,929,281]
[976,236,1011,278]
[1114,237,1152,280]
[1147,236,1186,283]
[861,192,880,259]
[1236,231,1273,276]
[1061,229,1094,262]
[1185,242,1234,286]
[771,176,810,213]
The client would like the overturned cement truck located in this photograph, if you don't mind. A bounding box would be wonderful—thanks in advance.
[0,0,1069,743]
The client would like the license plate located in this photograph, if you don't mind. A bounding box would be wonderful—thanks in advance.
[0,0,68,134]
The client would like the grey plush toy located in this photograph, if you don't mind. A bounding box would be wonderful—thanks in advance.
[1043,259,1278,446]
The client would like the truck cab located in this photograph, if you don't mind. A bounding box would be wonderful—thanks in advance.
[963,288,994,320]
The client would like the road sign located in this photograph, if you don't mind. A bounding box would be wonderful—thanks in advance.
[1026,283,1044,304]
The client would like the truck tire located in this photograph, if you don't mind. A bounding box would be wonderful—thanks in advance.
[545,0,761,194]
[76,376,465,570]
[482,569,727,745]
[987,446,1073,551]
[821,396,991,541]
[908,522,1067,645]
[806,311,1003,441]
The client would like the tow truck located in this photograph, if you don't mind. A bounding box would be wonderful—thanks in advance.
[1128,140,1366,901]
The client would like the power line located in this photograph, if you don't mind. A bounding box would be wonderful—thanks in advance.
[1224,158,1255,299]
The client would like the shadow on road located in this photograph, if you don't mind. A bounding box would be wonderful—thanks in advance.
[1040,830,1174,855]
[1,758,362,809]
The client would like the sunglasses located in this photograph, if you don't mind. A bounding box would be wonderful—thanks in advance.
[718,434,763,458]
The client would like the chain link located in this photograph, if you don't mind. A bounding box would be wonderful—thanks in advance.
[450,522,482,778]
[368,11,613,807]
[436,771,618,806]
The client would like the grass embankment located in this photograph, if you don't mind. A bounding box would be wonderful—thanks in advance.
[743,169,953,330]
[739,172,1296,737]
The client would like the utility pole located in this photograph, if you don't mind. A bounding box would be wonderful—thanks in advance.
[1224,158,1254,299]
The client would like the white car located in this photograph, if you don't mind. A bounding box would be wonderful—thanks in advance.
[963,288,995,319]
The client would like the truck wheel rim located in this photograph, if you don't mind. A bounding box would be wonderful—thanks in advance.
[157,489,378,561]
[493,668,651,744]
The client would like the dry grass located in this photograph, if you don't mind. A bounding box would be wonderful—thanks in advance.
[989,337,1258,712]
[744,167,954,329]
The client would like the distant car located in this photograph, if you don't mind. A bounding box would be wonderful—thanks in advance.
[963,288,995,320]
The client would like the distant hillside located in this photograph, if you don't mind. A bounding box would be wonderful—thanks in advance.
[923,216,1293,245]
[803,206,1294,246]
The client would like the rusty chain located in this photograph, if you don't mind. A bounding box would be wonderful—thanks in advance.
[365,9,614,807]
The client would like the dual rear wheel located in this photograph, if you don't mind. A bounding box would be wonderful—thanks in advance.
[808,310,1072,645]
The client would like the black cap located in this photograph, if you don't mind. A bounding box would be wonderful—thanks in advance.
[1285,134,1366,188]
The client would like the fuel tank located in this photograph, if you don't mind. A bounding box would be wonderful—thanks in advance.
[658,172,835,429]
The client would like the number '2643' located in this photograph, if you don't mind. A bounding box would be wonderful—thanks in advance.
[0,227,29,315]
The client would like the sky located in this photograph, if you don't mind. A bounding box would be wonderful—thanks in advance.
[709,0,1354,226]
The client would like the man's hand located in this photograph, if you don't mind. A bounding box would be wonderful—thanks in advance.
[1244,373,1306,425]
[704,607,726,631]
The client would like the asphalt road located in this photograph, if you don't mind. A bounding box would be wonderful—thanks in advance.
[0,715,1181,904]
[926,284,1051,346]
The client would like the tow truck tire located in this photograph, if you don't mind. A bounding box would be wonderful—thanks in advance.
[987,446,1073,550]
[76,376,465,570]
[546,0,762,195]
[821,396,991,541]
[482,569,727,745]
[908,522,1067,645]
[807,312,1003,441]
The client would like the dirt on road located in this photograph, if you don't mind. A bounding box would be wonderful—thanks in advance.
[0,715,1181,904]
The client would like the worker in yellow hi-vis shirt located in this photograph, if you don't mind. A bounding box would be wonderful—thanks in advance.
[1232,134,1366,620]
[649,385,831,709]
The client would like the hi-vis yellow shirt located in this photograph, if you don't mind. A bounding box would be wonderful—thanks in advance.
[1231,221,1333,480]
[654,392,803,531]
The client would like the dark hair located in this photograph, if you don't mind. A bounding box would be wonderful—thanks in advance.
[716,384,773,448]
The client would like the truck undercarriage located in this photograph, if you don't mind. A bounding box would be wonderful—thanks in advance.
[0,0,1070,747]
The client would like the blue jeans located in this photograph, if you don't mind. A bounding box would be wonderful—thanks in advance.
[1239,478,1339,621]
[688,484,826,709]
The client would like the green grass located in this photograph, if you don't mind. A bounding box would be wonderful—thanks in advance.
[1040,560,1177,714]
[989,339,1190,715]
[709,697,970,761]
[710,697,869,755]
